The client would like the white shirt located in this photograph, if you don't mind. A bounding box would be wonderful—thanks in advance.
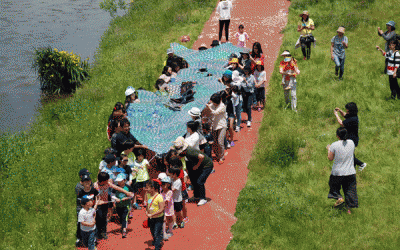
[254,70,266,88]
[78,207,96,232]
[172,179,183,202]
[185,132,200,150]
[329,140,356,176]
[216,0,233,20]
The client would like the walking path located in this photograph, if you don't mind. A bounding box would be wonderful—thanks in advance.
[91,0,290,249]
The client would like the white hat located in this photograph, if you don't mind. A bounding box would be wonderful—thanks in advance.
[167,48,174,55]
[173,136,188,154]
[115,173,126,182]
[125,87,136,96]
[188,107,201,117]
[280,51,291,56]
[161,176,172,184]
[158,172,167,180]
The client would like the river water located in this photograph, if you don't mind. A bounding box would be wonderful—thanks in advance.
[0,0,123,134]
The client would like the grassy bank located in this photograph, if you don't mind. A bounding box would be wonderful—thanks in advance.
[229,0,400,249]
[0,0,217,248]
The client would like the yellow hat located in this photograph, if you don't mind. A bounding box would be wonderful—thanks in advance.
[229,58,239,64]
[299,11,309,17]
[337,27,345,34]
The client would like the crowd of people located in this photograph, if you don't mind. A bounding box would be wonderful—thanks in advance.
[73,3,397,249]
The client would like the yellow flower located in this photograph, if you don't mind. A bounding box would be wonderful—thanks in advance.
[79,68,83,71]
[54,48,58,52]
[50,75,54,78]
[45,64,49,67]
[51,64,54,67]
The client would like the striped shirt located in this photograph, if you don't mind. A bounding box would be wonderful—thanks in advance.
[384,50,400,76]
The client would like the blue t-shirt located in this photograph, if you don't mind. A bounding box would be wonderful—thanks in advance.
[331,35,348,59]
[101,165,118,182]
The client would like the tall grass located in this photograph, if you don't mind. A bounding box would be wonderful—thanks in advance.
[229,0,400,249]
[0,0,218,249]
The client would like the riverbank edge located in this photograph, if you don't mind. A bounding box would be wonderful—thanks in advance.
[0,1,219,249]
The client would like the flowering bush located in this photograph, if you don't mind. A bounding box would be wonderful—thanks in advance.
[32,47,90,94]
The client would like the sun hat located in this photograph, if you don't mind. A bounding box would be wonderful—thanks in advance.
[223,70,233,79]
[299,11,309,17]
[337,27,345,34]
[161,176,172,184]
[256,60,263,65]
[198,43,208,50]
[210,40,220,47]
[167,48,174,55]
[386,21,396,28]
[281,50,291,56]
[229,58,239,64]
[78,168,91,177]
[80,195,93,205]
[173,136,188,154]
[125,87,136,96]
[229,53,238,59]
[81,174,91,182]
[188,107,201,117]
[115,173,126,182]
[239,48,251,55]
[158,172,167,180]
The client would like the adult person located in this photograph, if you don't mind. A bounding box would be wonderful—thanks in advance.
[173,137,214,206]
[205,93,227,164]
[377,21,396,73]
[184,121,200,150]
[250,42,265,73]
[216,0,233,42]
[111,118,148,157]
[165,48,184,69]
[376,40,400,99]
[145,180,164,250]
[124,87,139,109]
[326,127,359,214]
[334,102,367,171]
[279,50,300,112]
[107,102,126,141]
[331,26,348,80]
[159,66,173,83]
[297,11,315,60]
[238,49,252,71]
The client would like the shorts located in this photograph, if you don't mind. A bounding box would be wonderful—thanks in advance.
[256,87,265,102]
[182,189,189,200]
[174,201,183,212]
[227,112,235,119]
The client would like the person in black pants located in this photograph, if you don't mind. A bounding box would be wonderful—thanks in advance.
[216,0,233,42]
[334,102,367,171]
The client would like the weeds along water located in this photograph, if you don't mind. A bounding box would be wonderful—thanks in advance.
[229,0,400,249]
[0,0,218,249]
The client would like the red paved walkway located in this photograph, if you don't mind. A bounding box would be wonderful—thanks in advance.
[88,0,290,249]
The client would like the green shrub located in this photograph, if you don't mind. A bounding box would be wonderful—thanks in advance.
[32,47,90,94]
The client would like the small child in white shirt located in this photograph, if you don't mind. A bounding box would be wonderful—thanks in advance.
[234,24,249,48]
[78,195,99,250]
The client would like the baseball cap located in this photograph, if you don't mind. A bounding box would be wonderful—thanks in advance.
[78,168,90,177]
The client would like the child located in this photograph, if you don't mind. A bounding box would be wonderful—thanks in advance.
[202,123,214,159]
[161,176,174,240]
[133,149,150,207]
[101,154,119,183]
[75,169,92,247]
[94,172,133,240]
[254,60,266,111]
[231,85,243,132]
[98,148,117,175]
[168,156,189,223]
[78,195,99,250]
[145,180,165,250]
[169,167,185,229]
[242,66,256,127]
[112,173,132,238]
[234,24,249,48]
[124,86,139,109]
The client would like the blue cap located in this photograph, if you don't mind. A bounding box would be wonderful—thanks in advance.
[223,70,232,79]
[386,21,396,28]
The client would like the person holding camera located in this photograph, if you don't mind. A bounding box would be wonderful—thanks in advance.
[378,21,397,74]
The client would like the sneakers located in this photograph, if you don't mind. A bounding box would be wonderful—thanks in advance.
[226,142,231,149]
[235,126,240,132]
[247,121,251,127]
[230,141,235,147]
[359,163,367,172]
[258,107,262,112]
[334,198,344,207]
[211,169,216,174]
[75,239,81,247]
[172,223,179,229]
[122,230,127,238]
[197,199,207,206]
[180,221,185,228]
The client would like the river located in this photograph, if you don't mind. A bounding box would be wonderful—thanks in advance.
[0,0,125,133]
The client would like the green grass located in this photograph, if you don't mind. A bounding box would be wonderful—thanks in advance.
[228,0,400,249]
[0,0,217,249]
